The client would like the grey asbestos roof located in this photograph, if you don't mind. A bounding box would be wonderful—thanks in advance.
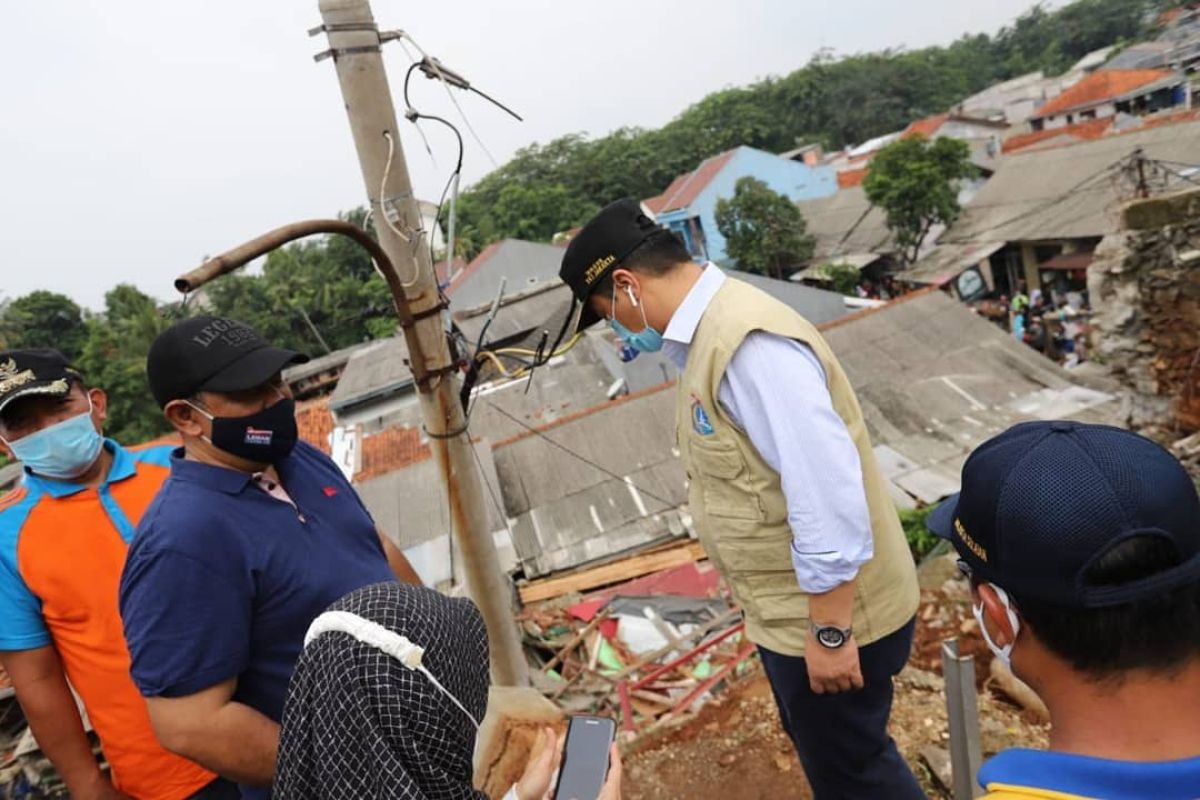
[796,187,894,261]
[728,271,849,325]
[490,384,689,577]
[329,337,412,412]
[447,240,566,311]
[355,441,505,551]
[943,120,1200,244]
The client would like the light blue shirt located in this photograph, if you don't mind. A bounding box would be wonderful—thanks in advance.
[662,265,873,594]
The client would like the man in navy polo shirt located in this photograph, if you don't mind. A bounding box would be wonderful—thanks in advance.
[930,421,1200,800]
[119,316,420,799]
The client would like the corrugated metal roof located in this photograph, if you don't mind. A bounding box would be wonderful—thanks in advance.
[643,150,738,215]
[446,239,566,311]
[943,119,1200,244]
[796,187,894,260]
[329,337,411,411]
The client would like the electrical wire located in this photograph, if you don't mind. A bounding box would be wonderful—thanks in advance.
[482,399,678,509]
[493,332,585,360]
[379,131,424,291]
[399,33,501,168]
[403,61,466,293]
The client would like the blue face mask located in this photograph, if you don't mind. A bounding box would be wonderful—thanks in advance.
[609,284,664,355]
[3,398,105,480]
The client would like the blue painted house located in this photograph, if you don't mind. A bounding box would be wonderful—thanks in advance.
[643,145,838,264]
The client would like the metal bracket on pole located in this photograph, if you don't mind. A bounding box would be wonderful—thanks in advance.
[942,639,984,800]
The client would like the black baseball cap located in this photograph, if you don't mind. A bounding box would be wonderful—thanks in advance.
[558,198,671,335]
[0,349,83,415]
[929,420,1200,608]
[146,316,307,407]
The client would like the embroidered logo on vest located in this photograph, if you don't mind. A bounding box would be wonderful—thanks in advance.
[690,394,715,436]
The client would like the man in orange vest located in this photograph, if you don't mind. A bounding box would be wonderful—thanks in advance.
[0,349,229,799]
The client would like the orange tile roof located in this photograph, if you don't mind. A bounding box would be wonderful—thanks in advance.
[643,150,738,216]
[837,167,869,189]
[1002,117,1114,153]
[903,112,951,140]
[1139,107,1200,130]
[1034,69,1176,118]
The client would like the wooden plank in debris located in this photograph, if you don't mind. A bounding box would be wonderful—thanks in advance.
[518,541,707,604]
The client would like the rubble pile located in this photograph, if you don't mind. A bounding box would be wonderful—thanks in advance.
[519,561,757,735]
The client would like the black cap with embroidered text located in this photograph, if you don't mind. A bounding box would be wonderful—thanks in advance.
[0,349,83,415]
[146,316,308,407]
[558,198,671,334]
[929,420,1200,608]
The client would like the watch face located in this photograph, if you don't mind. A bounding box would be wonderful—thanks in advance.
[816,626,846,648]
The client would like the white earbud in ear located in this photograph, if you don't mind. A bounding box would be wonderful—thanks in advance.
[625,285,639,307]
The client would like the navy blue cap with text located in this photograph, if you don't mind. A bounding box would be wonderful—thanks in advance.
[558,198,670,334]
[929,420,1200,607]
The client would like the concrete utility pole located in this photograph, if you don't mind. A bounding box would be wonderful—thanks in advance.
[314,0,528,686]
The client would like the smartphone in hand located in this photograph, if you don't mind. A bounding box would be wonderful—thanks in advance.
[553,715,616,800]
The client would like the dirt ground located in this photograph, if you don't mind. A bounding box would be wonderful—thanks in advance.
[622,578,1050,800]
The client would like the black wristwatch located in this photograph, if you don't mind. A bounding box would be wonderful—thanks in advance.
[810,621,853,649]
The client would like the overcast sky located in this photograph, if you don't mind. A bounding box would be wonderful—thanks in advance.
[2,0,1047,311]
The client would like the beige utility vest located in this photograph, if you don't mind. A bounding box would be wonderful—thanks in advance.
[676,278,919,656]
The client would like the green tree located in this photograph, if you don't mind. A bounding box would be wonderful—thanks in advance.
[450,0,1161,251]
[714,177,815,280]
[0,291,88,361]
[863,136,976,266]
[78,285,177,445]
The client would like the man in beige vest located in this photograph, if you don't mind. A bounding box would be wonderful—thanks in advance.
[558,199,922,798]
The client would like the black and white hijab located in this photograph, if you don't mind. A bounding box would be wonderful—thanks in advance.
[274,581,491,800]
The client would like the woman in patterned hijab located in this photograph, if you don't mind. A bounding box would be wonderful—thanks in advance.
[274,581,621,800]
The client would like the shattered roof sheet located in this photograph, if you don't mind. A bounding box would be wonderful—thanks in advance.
[491,384,689,577]
[820,290,1117,504]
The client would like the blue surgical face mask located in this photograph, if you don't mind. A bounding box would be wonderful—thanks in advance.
[3,397,105,480]
[609,283,664,355]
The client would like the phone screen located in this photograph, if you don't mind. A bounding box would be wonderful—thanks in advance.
[553,715,615,800]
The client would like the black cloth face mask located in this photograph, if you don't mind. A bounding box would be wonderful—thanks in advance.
[188,395,298,464]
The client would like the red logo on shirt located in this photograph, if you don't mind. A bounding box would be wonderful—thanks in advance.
[323,486,338,497]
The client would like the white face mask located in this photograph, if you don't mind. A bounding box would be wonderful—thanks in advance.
[973,584,1021,671]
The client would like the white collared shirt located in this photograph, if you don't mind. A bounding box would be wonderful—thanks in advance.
[663,265,873,594]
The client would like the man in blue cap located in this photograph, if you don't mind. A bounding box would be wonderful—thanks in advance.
[930,420,1200,799]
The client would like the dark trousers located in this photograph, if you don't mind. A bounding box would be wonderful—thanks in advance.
[187,777,243,800]
[758,618,925,800]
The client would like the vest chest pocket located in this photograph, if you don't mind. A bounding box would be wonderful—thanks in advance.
[689,438,764,522]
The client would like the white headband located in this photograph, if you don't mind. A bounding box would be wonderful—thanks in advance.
[305,610,481,730]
